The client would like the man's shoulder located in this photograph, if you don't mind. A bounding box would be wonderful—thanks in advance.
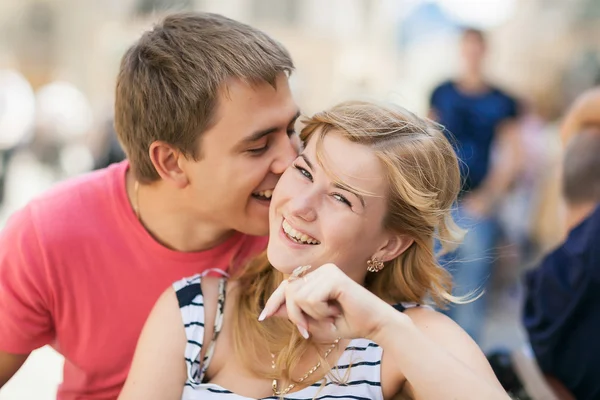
[7,162,127,245]
[431,80,455,96]
[29,162,125,219]
[487,85,518,105]
[563,205,600,257]
[38,162,123,199]
[430,80,461,109]
[529,205,600,287]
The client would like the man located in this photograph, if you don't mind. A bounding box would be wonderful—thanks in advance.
[429,28,521,342]
[523,89,600,400]
[0,12,300,399]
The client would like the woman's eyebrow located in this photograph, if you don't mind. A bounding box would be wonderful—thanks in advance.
[302,153,365,208]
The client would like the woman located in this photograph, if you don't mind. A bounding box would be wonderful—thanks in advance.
[119,101,508,399]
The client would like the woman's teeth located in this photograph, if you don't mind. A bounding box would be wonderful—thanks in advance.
[282,219,320,245]
[253,190,273,200]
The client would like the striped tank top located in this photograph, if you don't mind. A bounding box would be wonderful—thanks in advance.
[174,274,420,400]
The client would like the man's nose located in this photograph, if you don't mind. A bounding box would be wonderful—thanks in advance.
[271,134,300,175]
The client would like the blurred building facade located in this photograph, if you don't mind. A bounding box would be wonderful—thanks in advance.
[2,0,600,243]
[2,0,600,115]
[2,1,600,399]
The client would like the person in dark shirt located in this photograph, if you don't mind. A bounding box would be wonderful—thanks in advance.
[429,28,521,342]
[523,119,600,400]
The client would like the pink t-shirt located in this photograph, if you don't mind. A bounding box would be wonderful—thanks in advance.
[0,161,267,399]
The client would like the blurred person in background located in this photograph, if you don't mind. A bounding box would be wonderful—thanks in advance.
[30,81,96,177]
[523,88,600,400]
[0,68,36,208]
[0,12,299,399]
[429,28,522,343]
[93,118,126,170]
[496,92,560,266]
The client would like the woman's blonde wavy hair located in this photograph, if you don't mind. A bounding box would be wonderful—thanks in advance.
[231,100,465,388]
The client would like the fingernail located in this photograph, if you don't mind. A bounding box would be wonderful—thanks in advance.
[297,325,309,339]
[258,309,267,322]
[330,323,337,332]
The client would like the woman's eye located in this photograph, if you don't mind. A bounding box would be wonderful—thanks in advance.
[293,164,313,181]
[332,193,352,207]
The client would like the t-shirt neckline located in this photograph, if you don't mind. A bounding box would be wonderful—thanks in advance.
[110,161,245,263]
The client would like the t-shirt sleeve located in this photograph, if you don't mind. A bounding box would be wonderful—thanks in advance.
[0,205,55,354]
[504,93,519,120]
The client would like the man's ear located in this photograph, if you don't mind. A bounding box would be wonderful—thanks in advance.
[148,141,189,188]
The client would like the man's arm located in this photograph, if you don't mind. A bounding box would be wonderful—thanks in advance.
[0,352,28,387]
[0,206,54,384]
[463,88,523,217]
[463,116,523,218]
[481,118,522,198]
[561,87,600,146]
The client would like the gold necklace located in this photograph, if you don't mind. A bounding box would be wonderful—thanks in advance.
[133,180,140,220]
[271,337,341,396]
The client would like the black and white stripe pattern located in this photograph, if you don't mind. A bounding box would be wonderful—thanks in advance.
[174,274,419,400]
[175,274,226,386]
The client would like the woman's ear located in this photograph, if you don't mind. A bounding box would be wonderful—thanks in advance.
[374,233,414,263]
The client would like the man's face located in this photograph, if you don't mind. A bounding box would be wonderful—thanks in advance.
[460,32,486,72]
[180,73,300,236]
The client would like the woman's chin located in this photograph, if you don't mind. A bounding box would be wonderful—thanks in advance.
[267,251,310,276]
[267,259,298,276]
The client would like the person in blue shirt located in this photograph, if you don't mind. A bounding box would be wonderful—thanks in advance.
[429,28,522,342]
[523,89,600,400]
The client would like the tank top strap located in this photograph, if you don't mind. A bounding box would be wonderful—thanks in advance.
[173,274,226,387]
[393,302,433,313]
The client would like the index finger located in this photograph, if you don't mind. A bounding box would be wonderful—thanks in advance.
[258,279,288,321]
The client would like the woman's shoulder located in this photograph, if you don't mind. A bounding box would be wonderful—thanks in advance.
[399,304,481,352]
[172,274,226,309]
[399,303,450,324]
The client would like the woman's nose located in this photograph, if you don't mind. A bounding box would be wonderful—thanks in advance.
[288,192,317,222]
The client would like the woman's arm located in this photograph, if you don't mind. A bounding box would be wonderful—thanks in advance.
[376,307,508,400]
[118,288,187,400]
[261,264,507,399]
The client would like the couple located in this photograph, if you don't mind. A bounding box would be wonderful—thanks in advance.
[119,101,507,399]
[0,12,506,400]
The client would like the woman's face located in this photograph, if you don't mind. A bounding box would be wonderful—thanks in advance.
[267,130,400,283]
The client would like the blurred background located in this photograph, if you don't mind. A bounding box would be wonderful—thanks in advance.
[1,0,600,398]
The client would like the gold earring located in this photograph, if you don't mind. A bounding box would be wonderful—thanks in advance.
[367,257,384,273]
